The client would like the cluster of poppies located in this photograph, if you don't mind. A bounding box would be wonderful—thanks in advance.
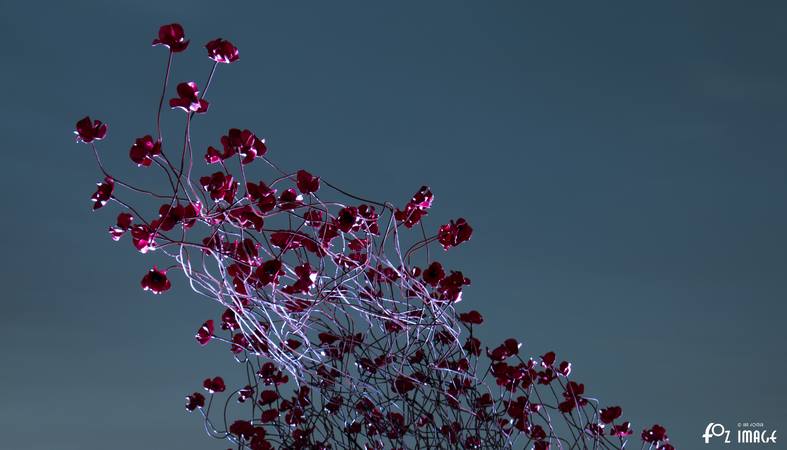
[76,23,675,450]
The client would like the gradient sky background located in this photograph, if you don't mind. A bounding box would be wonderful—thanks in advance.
[1,1,786,449]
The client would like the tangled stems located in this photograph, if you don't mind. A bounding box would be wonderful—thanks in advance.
[75,23,677,450]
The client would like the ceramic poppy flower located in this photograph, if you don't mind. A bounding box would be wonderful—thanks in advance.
[610,422,633,437]
[75,116,108,143]
[185,392,205,411]
[437,217,473,250]
[202,376,226,393]
[395,186,434,228]
[206,128,267,165]
[200,172,238,202]
[422,261,445,286]
[296,170,320,194]
[109,212,133,240]
[129,135,161,167]
[169,82,209,113]
[91,177,114,210]
[205,38,239,63]
[195,320,214,346]
[641,424,668,443]
[459,310,483,325]
[152,23,189,52]
[130,224,157,253]
[278,189,303,210]
[600,406,622,424]
[141,266,171,294]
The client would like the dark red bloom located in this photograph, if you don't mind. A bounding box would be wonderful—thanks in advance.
[438,217,473,250]
[75,116,107,143]
[642,424,668,443]
[600,406,622,424]
[303,209,323,227]
[610,422,633,437]
[200,172,238,202]
[141,266,171,294]
[131,224,157,253]
[129,135,161,167]
[296,169,320,194]
[185,392,205,411]
[422,261,445,286]
[392,375,417,395]
[169,81,209,114]
[91,177,114,210]
[229,420,255,440]
[255,259,284,286]
[152,23,189,52]
[109,212,133,240]
[195,320,214,346]
[202,376,226,393]
[258,390,279,406]
[278,189,303,210]
[487,338,520,361]
[395,186,433,228]
[205,38,239,63]
[459,310,483,325]
[206,129,267,165]
[246,181,277,212]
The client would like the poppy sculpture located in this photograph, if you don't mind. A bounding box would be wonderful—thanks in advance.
[76,23,676,450]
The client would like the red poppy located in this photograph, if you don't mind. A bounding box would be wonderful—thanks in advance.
[141,266,171,294]
[437,218,473,250]
[610,422,633,437]
[195,320,214,346]
[169,81,209,113]
[395,186,433,228]
[246,181,277,212]
[206,129,266,164]
[296,169,320,194]
[202,376,226,393]
[200,172,238,202]
[109,212,133,240]
[185,392,205,411]
[642,424,668,443]
[129,135,161,167]
[459,310,483,325]
[205,38,239,63]
[75,116,107,143]
[600,406,622,424]
[278,189,303,210]
[90,177,114,210]
[131,224,157,253]
[152,23,189,52]
[422,261,445,286]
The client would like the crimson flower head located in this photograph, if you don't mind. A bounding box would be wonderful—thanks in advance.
[91,177,114,210]
[169,82,209,114]
[195,320,214,346]
[642,424,668,443]
[203,376,226,393]
[600,406,622,424]
[109,212,133,240]
[438,218,473,250]
[185,392,205,411]
[296,169,320,194]
[129,135,161,167]
[75,116,107,143]
[152,23,189,52]
[141,266,171,294]
[459,310,484,325]
[205,38,239,63]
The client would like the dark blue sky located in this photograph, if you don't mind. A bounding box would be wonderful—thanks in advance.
[1,1,785,448]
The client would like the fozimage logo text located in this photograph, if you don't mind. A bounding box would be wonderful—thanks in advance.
[703,422,778,445]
